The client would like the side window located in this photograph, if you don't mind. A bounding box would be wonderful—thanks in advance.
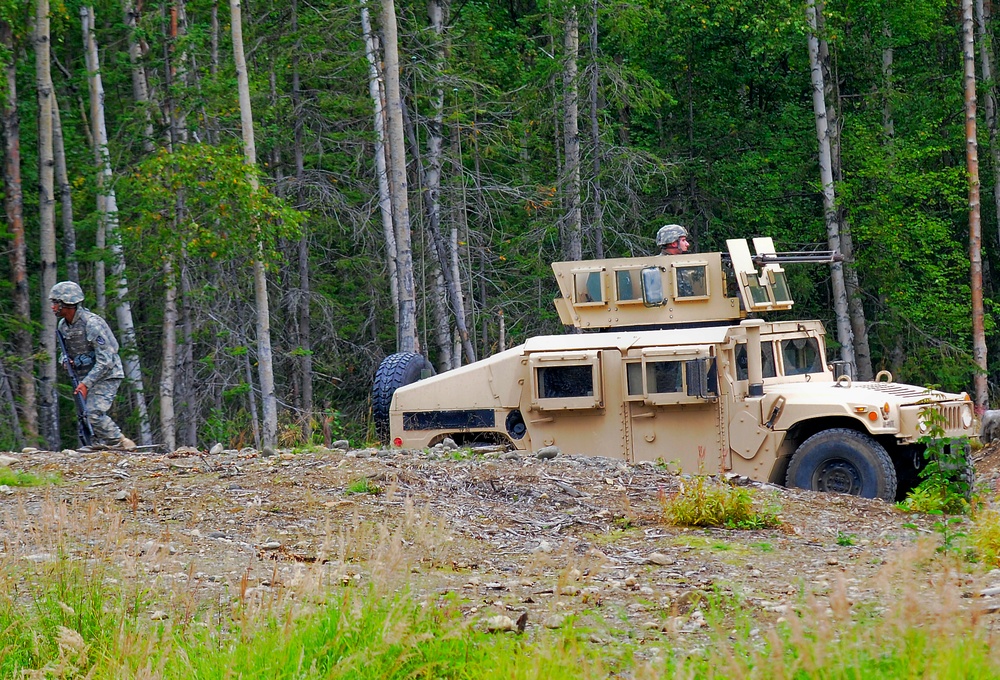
[673,263,709,300]
[615,269,644,302]
[626,362,643,396]
[537,365,593,398]
[647,361,683,393]
[735,341,777,381]
[625,353,716,404]
[573,271,605,304]
[781,338,824,375]
[530,351,603,410]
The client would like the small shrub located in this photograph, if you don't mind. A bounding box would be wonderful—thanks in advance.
[659,476,780,529]
[0,468,58,487]
[971,508,1000,566]
[836,532,856,547]
[899,407,972,515]
[346,478,382,495]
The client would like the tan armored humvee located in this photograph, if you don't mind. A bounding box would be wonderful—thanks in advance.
[372,238,975,501]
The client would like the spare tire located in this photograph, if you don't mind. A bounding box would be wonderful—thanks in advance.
[372,352,434,443]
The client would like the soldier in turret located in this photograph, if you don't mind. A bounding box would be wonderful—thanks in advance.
[656,223,690,255]
[49,281,136,450]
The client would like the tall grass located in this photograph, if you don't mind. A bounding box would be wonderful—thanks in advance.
[5,552,1000,679]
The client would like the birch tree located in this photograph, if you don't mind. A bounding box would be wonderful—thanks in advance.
[963,0,988,410]
[423,0,475,364]
[82,6,153,445]
[36,0,59,449]
[2,19,37,440]
[51,95,79,285]
[231,0,278,447]
[806,0,855,373]
[974,0,1000,248]
[815,3,873,380]
[588,0,604,259]
[290,0,313,438]
[380,0,418,352]
[361,0,398,335]
[562,4,582,262]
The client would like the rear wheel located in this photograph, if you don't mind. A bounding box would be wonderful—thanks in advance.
[786,428,897,501]
[372,352,434,443]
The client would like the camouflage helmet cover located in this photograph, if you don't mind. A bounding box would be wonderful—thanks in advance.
[656,223,688,247]
[49,281,85,305]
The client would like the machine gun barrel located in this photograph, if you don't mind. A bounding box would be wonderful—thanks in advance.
[752,250,843,265]
[56,330,95,447]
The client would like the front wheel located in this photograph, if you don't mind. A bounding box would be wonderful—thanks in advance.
[786,428,897,501]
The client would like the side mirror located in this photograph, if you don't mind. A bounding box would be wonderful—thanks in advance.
[641,266,666,307]
[830,360,852,380]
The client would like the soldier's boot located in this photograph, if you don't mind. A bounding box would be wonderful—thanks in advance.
[105,437,137,451]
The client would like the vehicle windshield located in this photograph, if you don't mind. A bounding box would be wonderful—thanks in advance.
[780,337,824,375]
[735,341,776,380]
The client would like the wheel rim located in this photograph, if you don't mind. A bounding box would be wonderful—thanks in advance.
[813,459,862,495]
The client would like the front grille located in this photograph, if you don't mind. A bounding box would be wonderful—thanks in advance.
[937,403,963,431]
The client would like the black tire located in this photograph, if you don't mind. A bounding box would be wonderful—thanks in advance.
[372,352,434,443]
[786,428,897,501]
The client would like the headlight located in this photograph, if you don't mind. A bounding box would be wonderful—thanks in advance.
[962,405,974,428]
[917,414,929,434]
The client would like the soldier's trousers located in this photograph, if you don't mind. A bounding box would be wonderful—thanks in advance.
[86,378,123,441]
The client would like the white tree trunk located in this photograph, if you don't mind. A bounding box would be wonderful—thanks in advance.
[815,5,872,380]
[3,20,37,440]
[806,0,855,372]
[588,0,604,259]
[291,0,313,439]
[562,4,582,261]
[361,1,399,333]
[36,0,60,449]
[82,6,153,445]
[975,0,1000,251]
[231,0,278,447]
[160,258,178,452]
[51,95,79,284]
[963,0,988,411]
[379,0,419,353]
[427,0,474,365]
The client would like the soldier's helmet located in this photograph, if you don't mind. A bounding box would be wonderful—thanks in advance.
[49,281,85,305]
[656,223,688,247]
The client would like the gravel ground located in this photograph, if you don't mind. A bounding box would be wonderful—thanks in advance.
[2,441,999,647]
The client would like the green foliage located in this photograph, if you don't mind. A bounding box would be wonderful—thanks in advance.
[836,531,856,547]
[659,476,781,530]
[119,144,303,265]
[0,467,58,487]
[899,408,973,515]
[346,478,382,495]
[971,508,1000,567]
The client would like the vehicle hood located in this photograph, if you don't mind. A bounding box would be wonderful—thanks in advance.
[765,380,968,407]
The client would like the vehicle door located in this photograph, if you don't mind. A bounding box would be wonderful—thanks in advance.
[624,346,722,468]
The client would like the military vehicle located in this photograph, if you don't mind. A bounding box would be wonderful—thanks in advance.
[372,238,975,501]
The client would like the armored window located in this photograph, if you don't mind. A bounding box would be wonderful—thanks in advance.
[624,346,716,405]
[647,361,684,393]
[529,351,603,410]
[615,268,644,303]
[734,341,777,381]
[768,269,792,304]
[780,337,824,375]
[537,365,593,398]
[572,270,606,305]
[672,263,709,300]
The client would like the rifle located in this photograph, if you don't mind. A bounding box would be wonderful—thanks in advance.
[56,329,95,447]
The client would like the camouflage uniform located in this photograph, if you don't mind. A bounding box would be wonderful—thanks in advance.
[57,306,126,443]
